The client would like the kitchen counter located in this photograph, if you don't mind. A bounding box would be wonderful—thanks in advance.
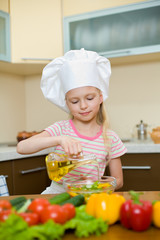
[0,146,55,162]
[1,191,160,239]
[0,141,160,162]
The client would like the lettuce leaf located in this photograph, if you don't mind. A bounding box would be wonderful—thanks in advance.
[0,214,29,240]
[0,214,64,240]
[63,205,108,237]
[0,205,108,239]
[28,220,64,240]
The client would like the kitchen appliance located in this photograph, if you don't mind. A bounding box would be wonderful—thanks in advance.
[136,120,148,140]
[132,120,149,141]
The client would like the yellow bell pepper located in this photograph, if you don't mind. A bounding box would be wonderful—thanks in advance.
[152,201,160,228]
[86,193,125,225]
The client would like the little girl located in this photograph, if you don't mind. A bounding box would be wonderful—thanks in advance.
[17,49,127,194]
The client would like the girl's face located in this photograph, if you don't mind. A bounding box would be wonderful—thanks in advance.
[66,86,103,122]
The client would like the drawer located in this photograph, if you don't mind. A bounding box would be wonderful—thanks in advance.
[120,153,160,191]
[13,156,51,195]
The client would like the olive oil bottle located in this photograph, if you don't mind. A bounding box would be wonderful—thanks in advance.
[45,152,99,182]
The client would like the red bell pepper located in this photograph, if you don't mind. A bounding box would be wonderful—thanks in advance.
[120,191,152,232]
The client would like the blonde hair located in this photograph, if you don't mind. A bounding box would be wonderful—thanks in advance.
[96,102,109,145]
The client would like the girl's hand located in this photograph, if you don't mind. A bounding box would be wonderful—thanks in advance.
[58,136,82,156]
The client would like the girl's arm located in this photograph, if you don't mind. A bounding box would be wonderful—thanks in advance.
[17,130,82,155]
[108,157,123,190]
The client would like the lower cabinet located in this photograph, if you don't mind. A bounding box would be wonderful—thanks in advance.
[0,156,51,195]
[13,156,51,195]
[120,153,160,191]
[0,160,14,195]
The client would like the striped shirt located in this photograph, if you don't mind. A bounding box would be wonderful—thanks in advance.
[45,119,127,184]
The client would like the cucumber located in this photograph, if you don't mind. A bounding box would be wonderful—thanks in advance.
[13,200,27,211]
[17,199,32,213]
[10,196,27,207]
[49,192,71,204]
[60,194,85,206]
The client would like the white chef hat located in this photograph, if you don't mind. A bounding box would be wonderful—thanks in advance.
[41,48,111,112]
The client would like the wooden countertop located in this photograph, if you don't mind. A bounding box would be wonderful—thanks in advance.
[1,191,160,239]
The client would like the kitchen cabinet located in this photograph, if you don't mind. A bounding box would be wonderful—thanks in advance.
[63,0,160,59]
[0,155,51,195]
[1,0,62,64]
[13,156,51,195]
[0,160,13,195]
[120,153,160,191]
[0,10,11,62]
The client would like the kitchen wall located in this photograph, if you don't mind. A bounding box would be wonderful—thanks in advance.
[24,75,68,132]
[0,73,26,143]
[0,0,160,143]
[107,61,160,138]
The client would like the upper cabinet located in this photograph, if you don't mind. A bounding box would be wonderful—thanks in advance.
[0,10,11,62]
[0,0,63,64]
[63,0,160,59]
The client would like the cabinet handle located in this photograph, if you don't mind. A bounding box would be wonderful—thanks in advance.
[20,166,46,175]
[122,166,151,170]
[21,57,53,61]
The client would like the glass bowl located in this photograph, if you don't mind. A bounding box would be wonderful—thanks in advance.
[63,176,117,200]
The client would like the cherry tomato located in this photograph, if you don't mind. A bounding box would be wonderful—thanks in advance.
[0,209,12,222]
[28,198,50,215]
[40,204,67,224]
[62,203,76,220]
[19,212,39,226]
[0,200,12,212]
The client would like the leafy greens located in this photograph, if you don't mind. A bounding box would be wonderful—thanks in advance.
[0,205,108,240]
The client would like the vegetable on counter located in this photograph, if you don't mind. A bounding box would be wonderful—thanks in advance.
[48,192,84,206]
[63,205,108,237]
[60,194,85,206]
[120,191,152,232]
[0,205,108,240]
[28,198,50,215]
[152,200,160,228]
[10,196,27,210]
[40,204,69,224]
[86,192,125,225]
[19,212,39,226]
[0,200,12,211]
[0,200,13,222]
[49,192,71,204]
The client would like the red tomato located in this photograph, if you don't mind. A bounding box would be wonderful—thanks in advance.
[0,200,12,212]
[40,204,67,224]
[0,209,12,222]
[62,203,76,220]
[19,212,39,226]
[28,198,50,215]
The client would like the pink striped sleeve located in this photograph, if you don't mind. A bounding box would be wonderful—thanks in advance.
[108,130,127,159]
[44,122,62,136]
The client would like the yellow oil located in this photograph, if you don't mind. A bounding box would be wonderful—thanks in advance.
[46,154,99,182]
